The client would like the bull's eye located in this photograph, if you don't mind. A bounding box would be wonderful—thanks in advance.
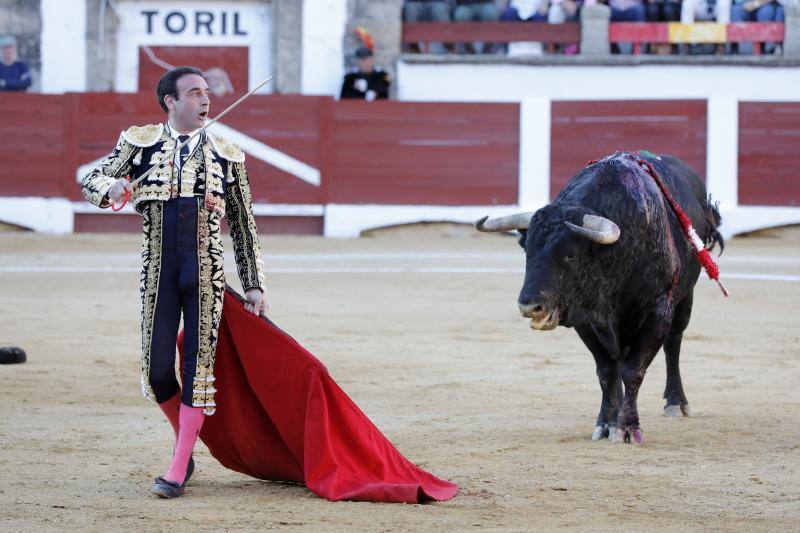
[564,254,576,263]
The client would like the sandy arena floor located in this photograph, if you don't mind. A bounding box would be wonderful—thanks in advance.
[0,226,798,532]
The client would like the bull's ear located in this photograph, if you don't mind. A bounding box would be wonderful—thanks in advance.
[517,229,528,250]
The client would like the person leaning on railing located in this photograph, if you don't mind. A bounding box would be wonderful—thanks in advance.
[680,0,731,53]
[454,0,500,53]
[500,0,582,55]
[645,0,681,22]
[644,0,681,54]
[0,35,31,92]
[599,0,647,54]
[731,0,790,54]
[403,0,452,53]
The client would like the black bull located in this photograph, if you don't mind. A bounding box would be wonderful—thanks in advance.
[476,152,723,444]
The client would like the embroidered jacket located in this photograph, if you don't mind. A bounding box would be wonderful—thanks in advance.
[81,123,265,293]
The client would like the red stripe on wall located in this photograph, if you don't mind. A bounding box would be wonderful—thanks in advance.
[738,102,800,206]
[550,100,707,199]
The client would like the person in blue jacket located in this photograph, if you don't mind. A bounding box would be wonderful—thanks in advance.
[0,36,32,92]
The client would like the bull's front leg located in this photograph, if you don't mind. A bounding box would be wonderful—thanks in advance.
[576,325,623,441]
[612,311,671,445]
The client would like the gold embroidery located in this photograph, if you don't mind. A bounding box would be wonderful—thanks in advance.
[139,202,163,403]
[208,133,245,163]
[122,124,164,147]
[180,153,202,197]
[81,133,137,207]
[193,203,226,415]
[225,162,265,291]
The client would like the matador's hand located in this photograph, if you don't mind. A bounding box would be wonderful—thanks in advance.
[107,177,132,203]
[244,288,267,316]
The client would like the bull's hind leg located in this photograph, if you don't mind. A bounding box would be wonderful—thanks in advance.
[576,326,622,441]
[663,292,693,417]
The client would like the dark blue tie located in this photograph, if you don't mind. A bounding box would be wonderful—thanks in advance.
[178,135,190,170]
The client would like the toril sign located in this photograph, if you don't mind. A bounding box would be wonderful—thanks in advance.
[114,1,273,94]
[140,9,248,36]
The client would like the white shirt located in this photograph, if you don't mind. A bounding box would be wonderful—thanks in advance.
[167,122,201,197]
[167,122,200,171]
[511,0,545,19]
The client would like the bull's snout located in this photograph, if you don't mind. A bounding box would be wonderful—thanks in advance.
[518,301,559,330]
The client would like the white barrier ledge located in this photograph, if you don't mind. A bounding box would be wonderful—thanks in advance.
[0,198,74,234]
[323,204,522,238]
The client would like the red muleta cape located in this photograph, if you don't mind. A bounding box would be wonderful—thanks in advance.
[178,287,458,503]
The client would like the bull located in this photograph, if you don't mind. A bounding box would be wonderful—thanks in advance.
[476,151,723,444]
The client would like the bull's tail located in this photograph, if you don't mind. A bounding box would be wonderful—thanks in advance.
[703,196,724,254]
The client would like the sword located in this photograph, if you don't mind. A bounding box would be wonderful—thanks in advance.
[111,75,274,211]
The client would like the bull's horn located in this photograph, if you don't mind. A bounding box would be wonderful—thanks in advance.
[474,212,534,232]
[565,214,620,244]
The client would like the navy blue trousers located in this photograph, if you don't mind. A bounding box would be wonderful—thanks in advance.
[148,197,201,406]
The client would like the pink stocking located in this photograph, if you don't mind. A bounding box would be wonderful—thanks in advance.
[164,404,205,484]
[158,393,181,441]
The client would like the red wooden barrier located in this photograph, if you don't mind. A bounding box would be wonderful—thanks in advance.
[0,94,64,196]
[738,102,800,207]
[551,100,707,198]
[609,22,784,55]
[325,100,520,205]
[402,22,581,45]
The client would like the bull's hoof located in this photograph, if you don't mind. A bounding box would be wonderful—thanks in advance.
[610,426,644,445]
[663,403,692,418]
[0,346,26,365]
[591,424,610,441]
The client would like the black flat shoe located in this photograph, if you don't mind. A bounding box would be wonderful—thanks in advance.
[184,456,195,485]
[153,476,185,499]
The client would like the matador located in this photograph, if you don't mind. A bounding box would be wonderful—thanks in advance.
[81,66,266,498]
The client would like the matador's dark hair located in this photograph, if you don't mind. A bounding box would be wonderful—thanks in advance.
[156,66,205,113]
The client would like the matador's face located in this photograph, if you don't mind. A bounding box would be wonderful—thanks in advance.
[168,73,210,133]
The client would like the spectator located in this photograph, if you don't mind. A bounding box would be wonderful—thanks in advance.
[340,47,390,101]
[501,0,550,21]
[681,0,732,23]
[607,0,647,54]
[548,0,582,54]
[549,0,582,24]
[501,0,549,55]
[681,0,731,53]
[731,0,785,54]
[0,35,32,92]
[646,0,681,21]
[404,0,451,53]
[645,0,680,54]
[454,0,500,53]
[501,0,581,54]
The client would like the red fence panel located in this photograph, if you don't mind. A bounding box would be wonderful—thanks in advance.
[213,94,325,205]
[738,102,800,206]
[326,101,519,205]
[402,22,581,45]
[0,94,64,197]
[550,100,707,199]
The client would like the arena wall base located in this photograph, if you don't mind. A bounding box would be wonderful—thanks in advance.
[719,206,800,239]
[0,198,74,234]
[2,198,796,239]
[323,205,522,238]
